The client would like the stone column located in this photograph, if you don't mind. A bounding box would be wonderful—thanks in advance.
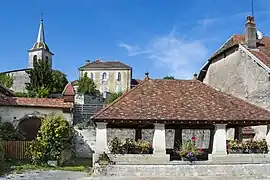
[95,122,108,154]
[212,124,227,155]
[153,123,166,155]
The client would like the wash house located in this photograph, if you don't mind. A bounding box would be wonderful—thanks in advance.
[91,73,270,159]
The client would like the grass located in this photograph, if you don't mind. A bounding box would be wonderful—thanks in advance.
[4,160,92,175]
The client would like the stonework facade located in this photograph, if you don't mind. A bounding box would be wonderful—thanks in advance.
[4,69,30,92]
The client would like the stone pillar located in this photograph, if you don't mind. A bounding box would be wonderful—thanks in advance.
[95,122,108,154]
[153,123,166,155]
[212,124,227,155]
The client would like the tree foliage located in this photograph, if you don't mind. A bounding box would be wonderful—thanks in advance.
[27,114,74,164]
[0,73,13,88]
[105,92,123,104]
[163,76,175,79]
[0,121,24,140]
[26,59,68,97]
[77,72,97,95]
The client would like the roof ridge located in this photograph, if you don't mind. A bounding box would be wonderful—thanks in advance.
[91,79,149,119]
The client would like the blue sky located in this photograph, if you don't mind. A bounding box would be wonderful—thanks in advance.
[1,0,270,81]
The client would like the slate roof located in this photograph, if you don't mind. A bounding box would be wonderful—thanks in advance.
[92,79,270,122]
[79,60,131,70]
[0,96,73,108]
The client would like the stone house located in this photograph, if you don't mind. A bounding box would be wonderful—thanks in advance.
[0,83,74,140]
[90,73,270,161]
[198,16,270,140]
[72,59,132,98]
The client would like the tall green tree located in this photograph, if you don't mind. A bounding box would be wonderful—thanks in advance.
[26,59,68,97]
[0,73,13,88]
[164,76,175,79]
[77,72,97,95]
[52,70,68,93]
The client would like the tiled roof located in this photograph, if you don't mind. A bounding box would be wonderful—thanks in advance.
[62,83,75,96]
[0,96,73,108]
[0,83,14,97]
[212,34,270,68]
[92,79,270,122]
[79,60,131,70]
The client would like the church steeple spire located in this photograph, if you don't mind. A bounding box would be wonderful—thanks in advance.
[37,18,45,43]
[28,18,54,68]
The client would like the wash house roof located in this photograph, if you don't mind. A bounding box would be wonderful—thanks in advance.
[92,78,270,124]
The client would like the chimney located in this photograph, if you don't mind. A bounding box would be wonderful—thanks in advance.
[193,73,197,80]
[144,72,149,80]
[245,16,257,49]
[85,60,90,64]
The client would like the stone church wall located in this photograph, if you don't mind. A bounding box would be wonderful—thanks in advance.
[6,69,30,93]
[204,47,270,140]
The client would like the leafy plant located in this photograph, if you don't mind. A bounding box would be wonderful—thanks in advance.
[27,114,74,164]
[105,92,123,104]
[179,137,203,162]
[26,59,68,97]
[163,76,175,79]
[96,152,111,165]
[109,137,122,154]
[0,140,5,175]
[0,121,24,140]
[0,73,13,88]
[77,73,98,95]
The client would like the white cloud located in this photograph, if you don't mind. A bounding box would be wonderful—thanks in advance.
[120,34,208,79]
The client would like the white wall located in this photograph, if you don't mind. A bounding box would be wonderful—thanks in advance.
[0,106,72,124]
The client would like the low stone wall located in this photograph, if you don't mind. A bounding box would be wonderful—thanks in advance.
[103,164,270,177]
[108,154,170,164]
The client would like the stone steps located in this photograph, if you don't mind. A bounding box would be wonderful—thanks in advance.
[101,164,270,177]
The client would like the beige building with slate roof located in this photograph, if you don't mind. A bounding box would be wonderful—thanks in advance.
[73,59,132,97]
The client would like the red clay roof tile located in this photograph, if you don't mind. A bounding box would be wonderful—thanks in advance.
[92,79,270,122]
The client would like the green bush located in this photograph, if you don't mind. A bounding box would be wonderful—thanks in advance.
[0,121,24,140]
[0,140,5,175]
[27,114,74,164]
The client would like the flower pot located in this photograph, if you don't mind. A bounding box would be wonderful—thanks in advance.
[47,160,58,167]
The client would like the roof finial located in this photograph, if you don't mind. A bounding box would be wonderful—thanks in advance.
[145,72,149,80]
[193,73,198,80]
[37,16,45,43]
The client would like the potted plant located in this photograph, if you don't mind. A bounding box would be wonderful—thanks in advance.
[137,140,153,154]
[109,137,122,154]
[179,137,203,163]
[227,140,243,154]
[258,139,268,154]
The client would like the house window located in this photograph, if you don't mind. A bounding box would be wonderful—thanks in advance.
[33,55,37,62]
[117,72,121,81]
[90,72,94,79]
[102,72,107,80]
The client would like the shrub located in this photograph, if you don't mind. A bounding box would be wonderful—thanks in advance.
[108,137,153,154]
[0,121,24,140]
[27,114,74,164]
[0,140,5,175]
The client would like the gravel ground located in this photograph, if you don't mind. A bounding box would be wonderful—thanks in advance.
[1,171,270,180]
[0,170,89,180]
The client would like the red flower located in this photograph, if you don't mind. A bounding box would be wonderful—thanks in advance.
[148,144,152,148]
[191,137,197,142]
[200,148,204,153]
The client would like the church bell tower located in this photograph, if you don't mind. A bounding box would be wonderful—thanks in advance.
[28,18,54,68]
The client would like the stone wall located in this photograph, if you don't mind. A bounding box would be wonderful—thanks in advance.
[203,47,270,140]
[6,69,30,93]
